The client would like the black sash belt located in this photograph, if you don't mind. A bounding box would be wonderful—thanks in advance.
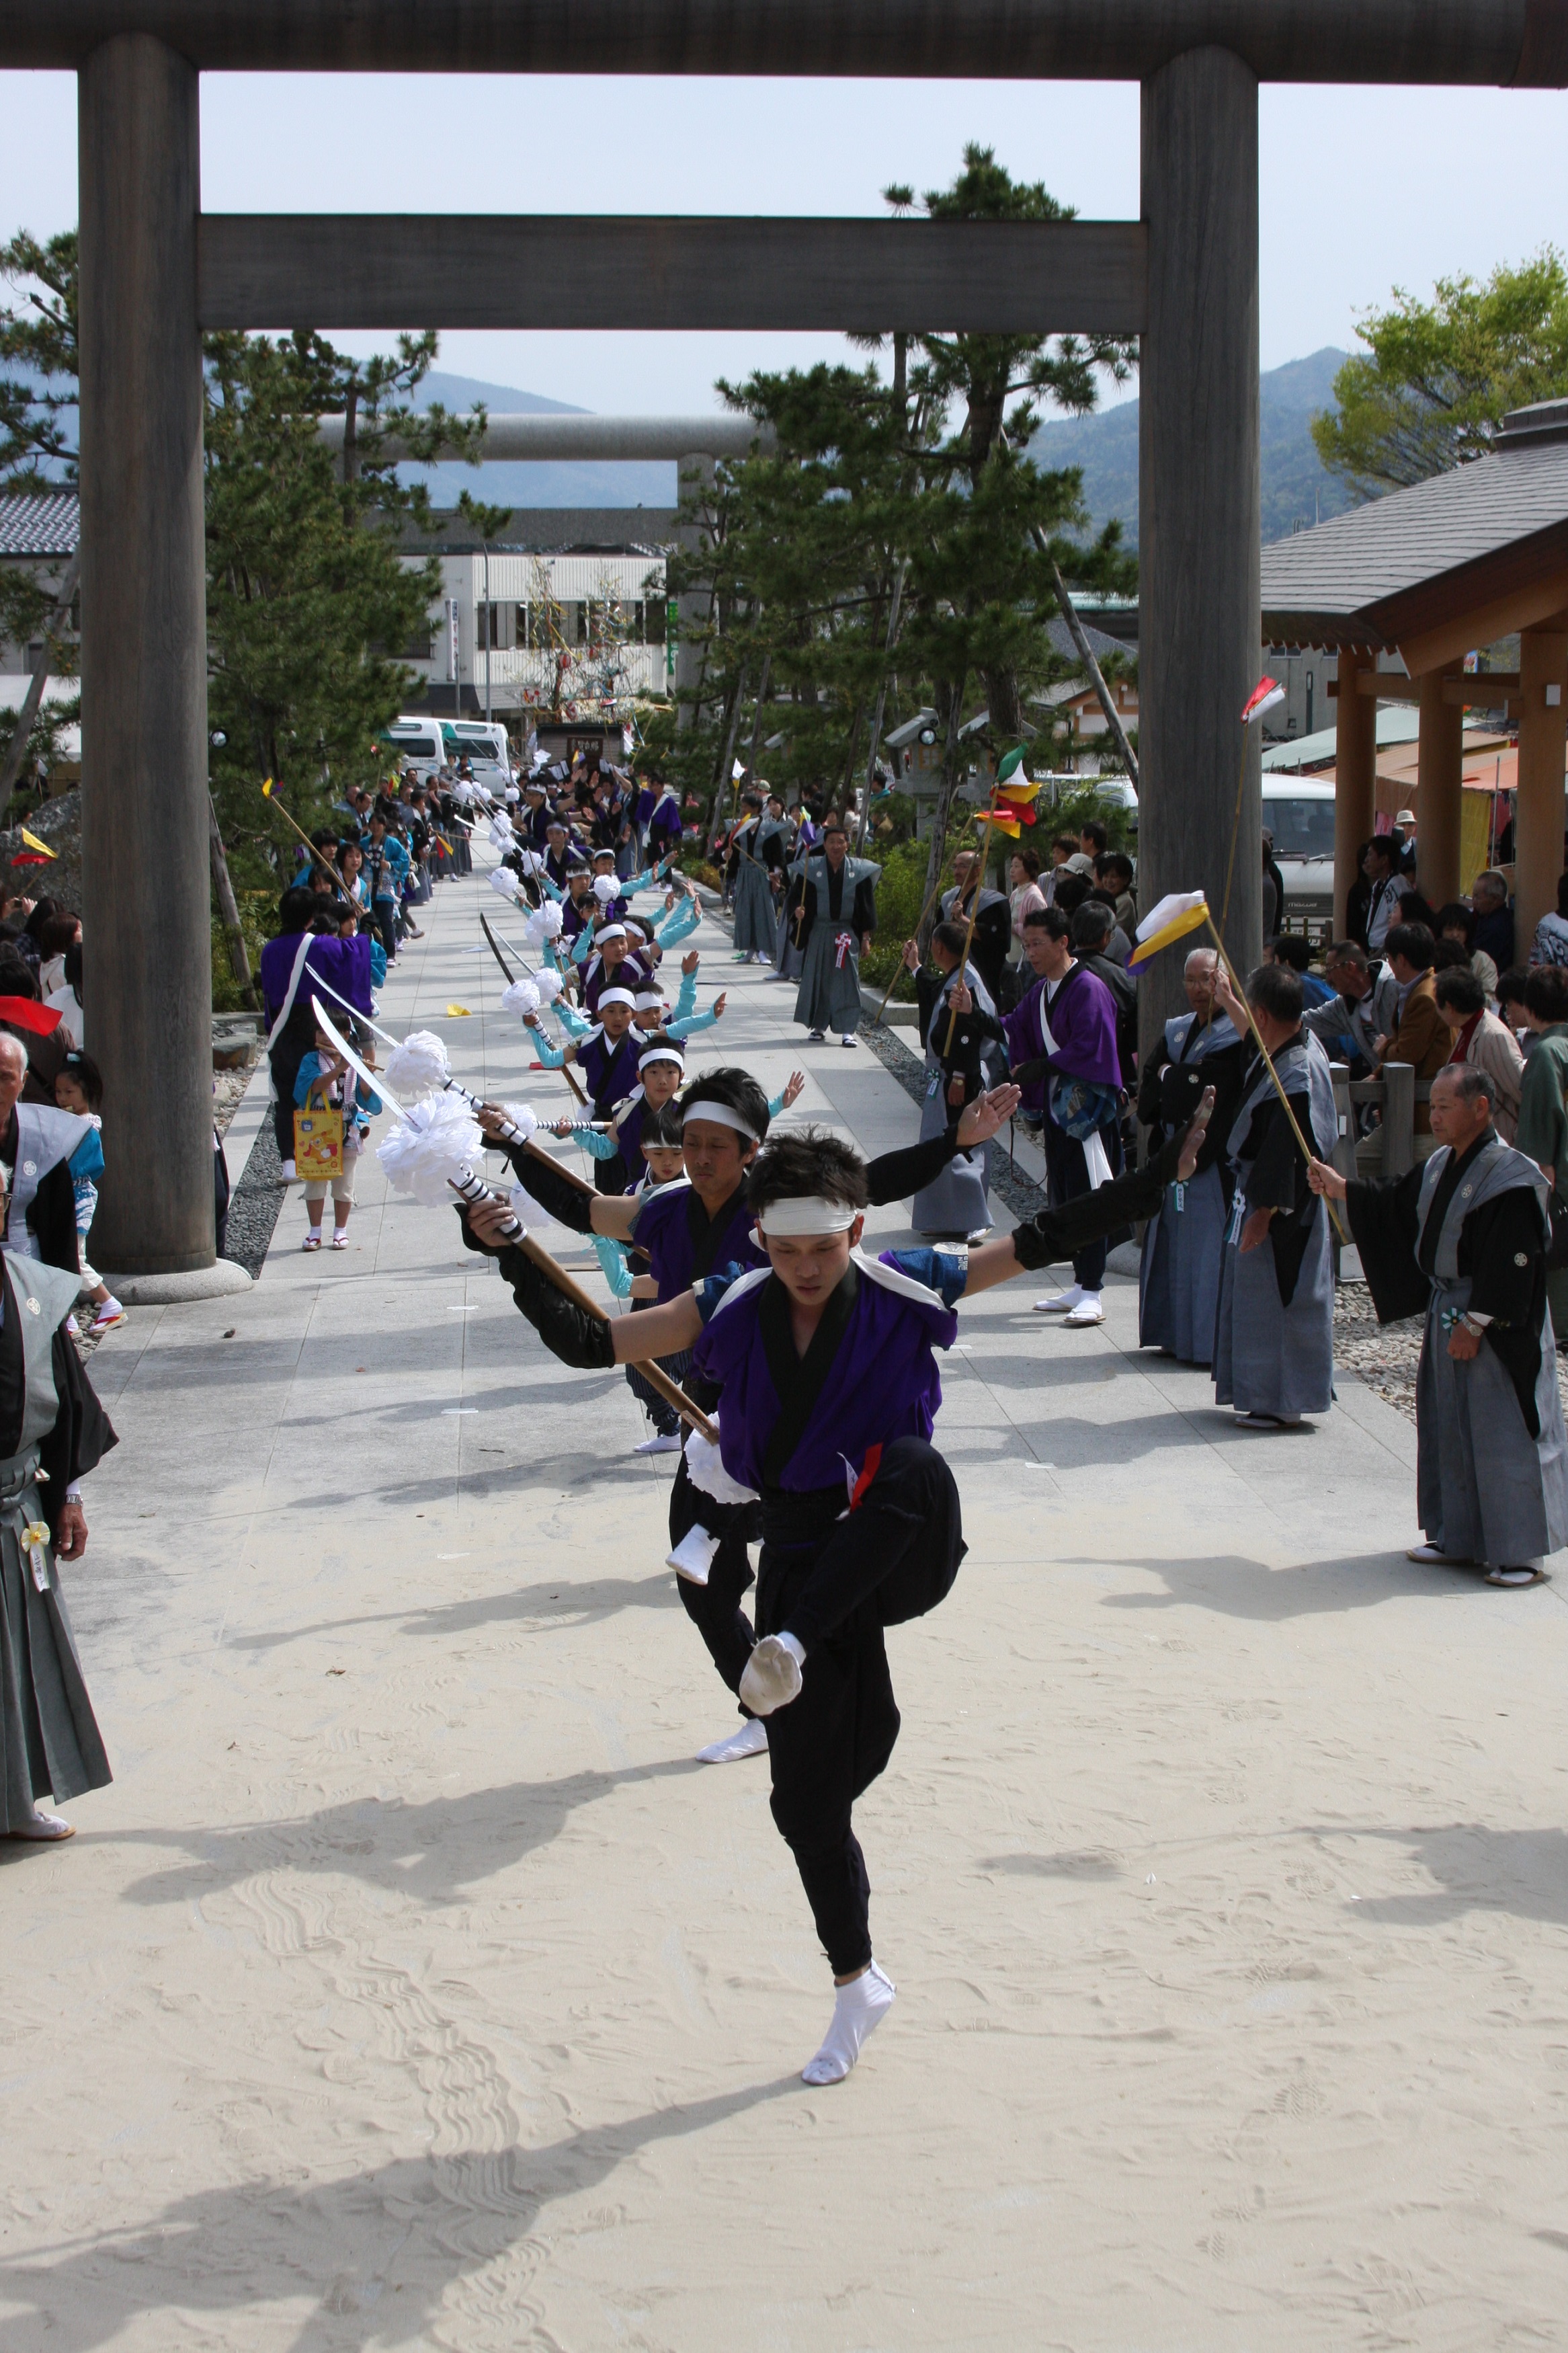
[759,1482,847,1550]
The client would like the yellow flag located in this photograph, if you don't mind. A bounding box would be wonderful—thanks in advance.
[445,1004,472,1019]
[17,828,56,859]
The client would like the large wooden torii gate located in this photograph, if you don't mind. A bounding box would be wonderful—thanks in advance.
[6,3,1565,1283]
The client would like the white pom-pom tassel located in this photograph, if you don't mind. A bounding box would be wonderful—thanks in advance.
[682,1422,759,1507]
[533,967,565,1006]
[592,874,619,905]
[489,865,522,902]
[500,1102,538,1142]
[500,978,540,1019]
[382,1030,451,1101]
[376,1095,486,1207]
[523,900,564,946]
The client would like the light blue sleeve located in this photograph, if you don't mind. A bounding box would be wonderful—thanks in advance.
[530,1027,568,1069]
[293,1051,326,1106]
[568,1123,619,1161]
[672,969,697,1023]
[767,1088,786,1120]
[666,1008,717,1041]
[591,1234,634,1298]
[541,875,565,902]
[542,939,561,972]
[555,1000,591,1039]
[571,929,594,967]
[655,900,699,948]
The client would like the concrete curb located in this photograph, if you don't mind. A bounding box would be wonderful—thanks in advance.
[102,1259,255,1304]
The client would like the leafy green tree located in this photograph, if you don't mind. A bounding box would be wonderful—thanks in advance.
[1313,249,1568,495]
[0,231,80,696]
[204,327,454,888]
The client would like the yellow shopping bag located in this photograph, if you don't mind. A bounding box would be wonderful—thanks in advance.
[293,1084,343,1181]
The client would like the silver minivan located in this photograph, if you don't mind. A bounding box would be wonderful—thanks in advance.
[1262,777,1335,924]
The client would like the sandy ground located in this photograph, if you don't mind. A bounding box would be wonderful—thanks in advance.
[4,865,1568,2352]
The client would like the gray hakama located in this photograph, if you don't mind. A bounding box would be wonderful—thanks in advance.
[912,963,1001,1236]
[794,853,879,1037]
[1212,1035,1338,1419]
[731,818,778,958]
[1402,1142,1568,1566]
[1139,1011,1239,1365]
[0,1254,116,1829]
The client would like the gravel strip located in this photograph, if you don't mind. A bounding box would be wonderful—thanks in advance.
[223,1117,285,1279]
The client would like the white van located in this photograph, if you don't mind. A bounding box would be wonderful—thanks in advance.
[1262,777,1335,924]
[376,717,446,785]
[444,720,513,789]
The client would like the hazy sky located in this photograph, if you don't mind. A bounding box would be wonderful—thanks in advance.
[3,68,1563,413]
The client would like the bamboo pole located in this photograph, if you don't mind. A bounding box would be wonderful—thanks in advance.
[940,808,997,1058]
[1204,911,1348,1244]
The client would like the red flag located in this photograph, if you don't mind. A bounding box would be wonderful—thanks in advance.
[0,997,62,1036]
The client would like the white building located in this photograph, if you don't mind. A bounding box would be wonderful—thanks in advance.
[404,540,673,719]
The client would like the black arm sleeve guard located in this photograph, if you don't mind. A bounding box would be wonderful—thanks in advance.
[503,1144,595,1233]
[495,1246,616,1368]
[864,1127,960,1206]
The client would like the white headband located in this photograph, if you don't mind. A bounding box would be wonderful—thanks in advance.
[639,1044,686,1070]
[595,923,628,944]
[681,1099,759,1144]
[755,1197,860,1236]
[597,986,638,1012]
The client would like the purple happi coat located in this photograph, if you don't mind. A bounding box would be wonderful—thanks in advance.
[692,1250,961,1494]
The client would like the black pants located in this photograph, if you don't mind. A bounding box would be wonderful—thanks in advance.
[373,899,399,961]
[1043,1116,1123,1290]
[669,1454,759,1702]
[758,1437,965,1977]
[270,1042,306,1158]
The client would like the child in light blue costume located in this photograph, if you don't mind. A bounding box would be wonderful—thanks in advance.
[54,1051,124,1335]
[294,1024,384,1250]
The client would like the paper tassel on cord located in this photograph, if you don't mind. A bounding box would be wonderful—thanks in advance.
[500,977,540,1019]
[382,1030,451,1101]
[591,875,620,904]
[376,1095,487,1206]
[683,1422,759,1507]
[1241,676,1286,725]
[1127,891,1211,973]
[489,866,522,901]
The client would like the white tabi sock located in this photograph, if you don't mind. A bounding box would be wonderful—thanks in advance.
[697,1717,768,1763]
[801,1962,897,2085]
[668,1525,720,1583]
[1033,1285,1083,1315]
[739,1631,805,1716]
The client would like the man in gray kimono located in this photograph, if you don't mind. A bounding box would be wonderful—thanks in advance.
[729,793,778,965]
[1309,1064,1568,1587]
[1210,960,1338,1428]
[790,824,878,1047]
[1137,948,1244,1365]
[0,1244,117,1840]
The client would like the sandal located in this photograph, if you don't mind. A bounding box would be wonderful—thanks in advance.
[330,1234,349,1250]
[302,1234,323,1252]
[9,1810,74,1840]
[1485,1566,1546,1587]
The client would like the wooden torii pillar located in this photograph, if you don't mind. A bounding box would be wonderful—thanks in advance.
[78,35,239,1292]
[1138,44,1260,1060]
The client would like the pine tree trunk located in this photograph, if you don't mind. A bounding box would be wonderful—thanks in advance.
[209,793,258,1010]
